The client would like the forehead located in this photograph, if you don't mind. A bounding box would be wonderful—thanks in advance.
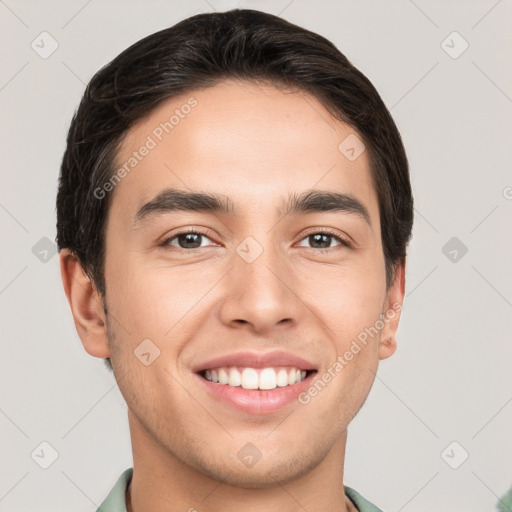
[110,79,378,226]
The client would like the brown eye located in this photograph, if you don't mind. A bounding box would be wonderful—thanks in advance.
[297,230,351,250]
[163,231,214,250]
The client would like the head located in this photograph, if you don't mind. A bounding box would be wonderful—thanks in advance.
[57,9,412,487]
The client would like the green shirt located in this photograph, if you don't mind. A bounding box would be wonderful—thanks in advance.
[97,467,384,512]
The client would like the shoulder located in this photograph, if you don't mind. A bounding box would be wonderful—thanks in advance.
[344,485,385,512]
[95,467,133,512]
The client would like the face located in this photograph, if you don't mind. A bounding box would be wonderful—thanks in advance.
[73,80,404,487]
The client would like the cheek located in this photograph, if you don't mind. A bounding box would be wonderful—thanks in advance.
[105,255,214,348]
[304,259,386,338]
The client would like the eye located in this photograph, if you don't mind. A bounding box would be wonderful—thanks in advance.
[162,230,215,251]
[297,230,351,251]
[161,228,351,253]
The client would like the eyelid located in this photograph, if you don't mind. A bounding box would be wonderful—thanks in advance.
[161,226,215,242]
[161,226,352,253]
[299,227,352,246]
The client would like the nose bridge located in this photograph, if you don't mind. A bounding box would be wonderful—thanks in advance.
[237,230,289,298]
[218,230,301,332]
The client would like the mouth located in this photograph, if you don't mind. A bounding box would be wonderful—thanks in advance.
[194,368,317,415]
[198,366,316,390]
[192,351,318,414]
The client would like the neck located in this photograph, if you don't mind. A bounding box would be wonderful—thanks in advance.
[126,410,355,512]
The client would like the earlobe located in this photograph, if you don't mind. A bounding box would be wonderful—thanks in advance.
[379,336,397,360]
[378,259,406,361]
[59,250,110,359]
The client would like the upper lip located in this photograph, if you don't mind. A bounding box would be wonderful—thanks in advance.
[192,350,317,373]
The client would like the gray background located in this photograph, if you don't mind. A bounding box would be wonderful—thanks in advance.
[1,0,511,511]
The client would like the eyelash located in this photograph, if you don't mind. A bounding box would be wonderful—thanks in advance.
[161,228,352,253]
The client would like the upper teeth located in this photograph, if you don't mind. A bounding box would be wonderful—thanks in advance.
[204,367,308,390]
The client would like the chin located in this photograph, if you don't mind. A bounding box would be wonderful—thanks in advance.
[194,450,325,489]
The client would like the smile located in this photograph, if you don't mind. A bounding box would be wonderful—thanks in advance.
[194,370,317,414]
[200,366,313,390]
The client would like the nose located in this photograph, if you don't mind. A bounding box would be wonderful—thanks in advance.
[217,238,303,335]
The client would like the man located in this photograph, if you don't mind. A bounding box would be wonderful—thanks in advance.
[56,8,413,512]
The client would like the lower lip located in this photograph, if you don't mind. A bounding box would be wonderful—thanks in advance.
[194,372,316,414]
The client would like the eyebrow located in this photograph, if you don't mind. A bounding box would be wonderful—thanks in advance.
[134,187,371,227]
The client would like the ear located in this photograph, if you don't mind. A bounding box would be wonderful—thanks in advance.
[378,258,406,361]
[59,249,110,359]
